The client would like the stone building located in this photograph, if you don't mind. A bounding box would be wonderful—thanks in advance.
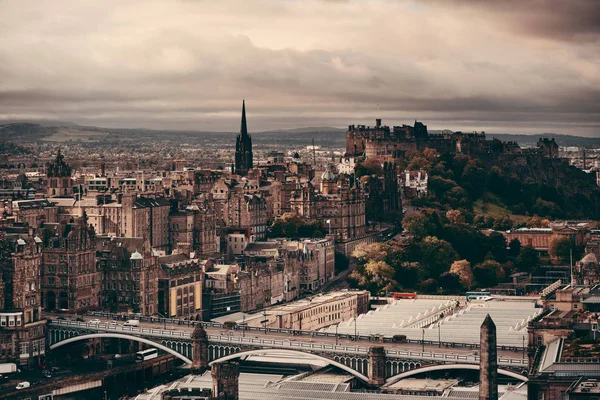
[96,236,158,315]
[40,214,101,312]
[0,231,47,369]
[169,205,219,257]
[290,171,366,241]
[238,251,300,312]
[157,254,204,319]
[279,238,335,293]
[240,290,369,331]
[121,195,170,251]
[11,199,58,228]
[46,150,73,197]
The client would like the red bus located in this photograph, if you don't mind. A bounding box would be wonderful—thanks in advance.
[393,292,417,300]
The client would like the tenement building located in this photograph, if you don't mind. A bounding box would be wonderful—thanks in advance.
[40,214,100,312]
[0,230,47,369]
[157,253,205,319]
[290,166,367,241]
[96,236,158,315]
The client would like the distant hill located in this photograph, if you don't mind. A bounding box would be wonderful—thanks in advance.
[487,133,600,148]
[1,121,597,149]
[259,126,346,134]
[430,129,600,148]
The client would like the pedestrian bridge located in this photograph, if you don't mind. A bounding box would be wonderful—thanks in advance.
[47,320,528,381]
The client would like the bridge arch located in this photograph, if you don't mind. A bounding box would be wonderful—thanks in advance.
[385,364,528,385]
[49,333,192,364]
[210,348,369,383]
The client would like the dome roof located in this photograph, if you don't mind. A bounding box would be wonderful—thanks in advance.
[191,323,208,340]
[321,164,337,181]
[581,253,598,265]
[130,251,143,260]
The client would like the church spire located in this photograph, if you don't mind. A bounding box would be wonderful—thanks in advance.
[234,100,253,176]
[240,99,248,138]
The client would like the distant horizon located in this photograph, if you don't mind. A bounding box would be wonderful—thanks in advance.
[1,117,599,139]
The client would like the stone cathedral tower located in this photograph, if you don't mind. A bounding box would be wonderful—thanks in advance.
[233,100,253,176]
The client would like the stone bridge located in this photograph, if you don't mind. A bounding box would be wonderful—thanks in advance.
[47,320,528,385]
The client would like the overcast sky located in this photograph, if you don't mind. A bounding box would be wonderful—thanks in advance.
[1,0,599,136]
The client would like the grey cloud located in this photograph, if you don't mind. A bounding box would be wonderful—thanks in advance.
[0,0,598,137]
[421,0,600,42]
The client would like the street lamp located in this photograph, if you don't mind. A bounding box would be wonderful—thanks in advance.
[335,324,339,346]
[522,336,525,359]
[242,314,246,338]
[422,328,425,352]
[438,324,441,348]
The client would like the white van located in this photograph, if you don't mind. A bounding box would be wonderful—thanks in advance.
[123,320,140,327]
[16,381,30,390]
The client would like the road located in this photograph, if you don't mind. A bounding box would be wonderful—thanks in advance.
[46,313,526,362]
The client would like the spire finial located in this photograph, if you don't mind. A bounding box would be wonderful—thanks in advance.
[240,100,248,137]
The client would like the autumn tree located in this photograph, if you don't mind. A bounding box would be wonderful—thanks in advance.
[350,260,397,294]
[351,242,388,263]
[549,236,572,263]
[450,259,474,289]
[446,209,465,225]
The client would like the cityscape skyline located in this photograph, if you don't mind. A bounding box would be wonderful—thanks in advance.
[0,0,599,137]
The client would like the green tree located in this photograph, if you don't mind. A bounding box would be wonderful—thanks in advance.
[516,245,540,272]
[420,236,459,278]
[402,212,436,239]
[508,238,521,258]
[394,261,422,289]
[438,272,462,293]
[473,259,504,287]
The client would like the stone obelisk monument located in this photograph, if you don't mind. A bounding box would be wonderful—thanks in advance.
[479,314,498,400]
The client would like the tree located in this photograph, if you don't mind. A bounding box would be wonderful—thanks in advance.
[334,251,350,273]
[350,260,396,294]
[473,260,504,287]
[352,242,388,263]
[423,147,440,162]
[487,231,508,262]
[394,261,422,289]
[420,236,459,278]
[493,215,513,231]
[549,236,572,263]
[508,238,521,258]
[438,272,462,293]
[450,259,474,289]
[516,245,540,272]
[402,212,436,239]
[446,209,465,225]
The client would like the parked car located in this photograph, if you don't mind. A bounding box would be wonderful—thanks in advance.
[42,370,52,378]
[76,317,85,322]
[88,319,101,325]
[123,320,139,327]
[56,316,66,320]
[16,381,31,390]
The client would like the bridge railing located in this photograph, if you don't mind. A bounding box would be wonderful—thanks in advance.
[84,311,526,352]
[50,319,527,367]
